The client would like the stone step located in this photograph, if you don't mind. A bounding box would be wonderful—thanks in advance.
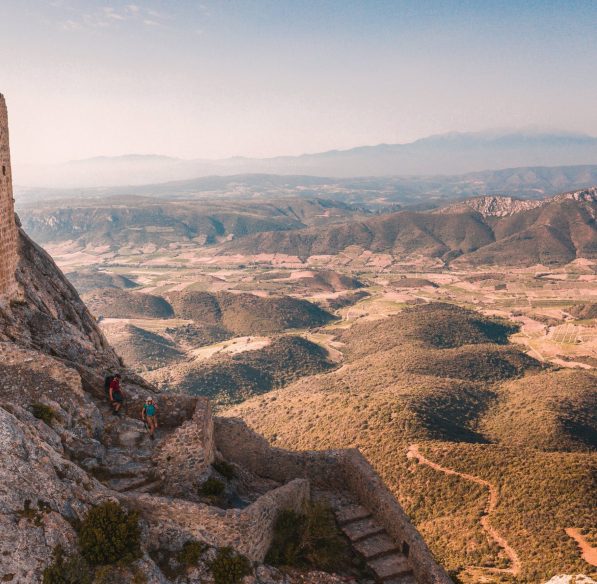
[335,504,372,525]
[353,533,399,560]
[129,479,162,494]
[341,517,385,542]
[108,475,156,492]
[367,553,411,581]
[107,461,154,477]
[383,575,417,584]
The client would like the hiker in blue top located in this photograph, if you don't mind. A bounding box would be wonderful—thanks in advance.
[142,397,159,440]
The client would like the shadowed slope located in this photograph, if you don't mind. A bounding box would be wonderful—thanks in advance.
[224,303,595,581]
[167,290,335,335]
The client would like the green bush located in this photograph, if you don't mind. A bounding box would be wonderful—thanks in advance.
[93,565,147,584]
[31,403,55,425]
[198,477,225,498]
[93,566,124,584]
[177,540,207,567]
[265,502,348,571]
[78,501,141,566]
[42,546,93,584]
[209,547,251,584]
[212,460,236,480]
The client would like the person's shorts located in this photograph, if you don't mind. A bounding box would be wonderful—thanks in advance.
[112,393,124,403]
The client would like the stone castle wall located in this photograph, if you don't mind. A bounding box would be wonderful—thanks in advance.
[215,417,453,584]
[0,95,18,299]
[154,397,215,497]
[126,478,309,562]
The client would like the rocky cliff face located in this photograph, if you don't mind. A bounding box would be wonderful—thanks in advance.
[449,195,544,217]
[0,228,160,581]
[1,229,119,367]
[0,226,389,583]
[447,187,597,218]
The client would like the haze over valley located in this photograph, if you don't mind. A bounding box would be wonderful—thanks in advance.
[2,1,596,583]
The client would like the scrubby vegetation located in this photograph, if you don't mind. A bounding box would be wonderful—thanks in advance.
[67,269,139,294]
[43,545,93,584]
[209,547,252,584]
[265,503,350,572]
[212,460,236,480]
[318,289,370,311]
[31,403,55,425]
[150,540,207,579]
[167,290,335,335]
[482,369,597,452]
[78,501,141,566]
[198,477,225,500]
[227,303,597,583]
[568,302,597,320]
[177,540,207,567]
[420,442,597,582]
[339,303,519,359]
[103,323,185,372]
[82,288,174,319]
[44,502,143,583]
[93,565,147,584]
[148,335,334,407]
[166,322,232,348]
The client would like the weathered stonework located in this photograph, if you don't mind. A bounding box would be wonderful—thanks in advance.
[0,94,19,299]
[215,417,453,584]
[126,478,309,562]
[155,397,215,497]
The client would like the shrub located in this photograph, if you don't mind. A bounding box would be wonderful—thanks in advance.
[212,460,236,480]
[78,501,141,566]
[198,477,225,498]
[31,403,55,425]
[42,546,93,584]
[177,540,207,567]
[265,502,348,571]
[93,566,147,584]
[209,547,251,584]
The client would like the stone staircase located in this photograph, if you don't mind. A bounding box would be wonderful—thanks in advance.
[97,412,164,495]
[335,503,417,584]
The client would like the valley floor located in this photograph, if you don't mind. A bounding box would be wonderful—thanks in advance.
[45,244,597,584]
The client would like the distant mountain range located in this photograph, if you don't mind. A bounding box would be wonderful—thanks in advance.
[15,129,597,188]
[225,187,597,267]
[14,164,597,208]
[19,197,365,250]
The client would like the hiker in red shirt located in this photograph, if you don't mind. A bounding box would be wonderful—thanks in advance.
[109,374,124,415]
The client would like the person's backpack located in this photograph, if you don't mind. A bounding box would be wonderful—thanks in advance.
[104,375,115,395]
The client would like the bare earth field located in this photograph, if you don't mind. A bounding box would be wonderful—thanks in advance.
[51,242,597,375]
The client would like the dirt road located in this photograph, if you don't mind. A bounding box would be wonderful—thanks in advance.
[407,443,521,576]
[566,528,597,567]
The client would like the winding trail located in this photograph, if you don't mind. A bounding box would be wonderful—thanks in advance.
[566,528,597,567]
[407,443,521,576]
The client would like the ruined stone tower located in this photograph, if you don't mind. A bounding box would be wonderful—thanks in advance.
[0,93,18,298]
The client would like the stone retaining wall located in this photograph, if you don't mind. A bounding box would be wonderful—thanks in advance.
[215,417,453,584]
[341,449,453,584]
[155,398,215,497]
[126,478,309,562]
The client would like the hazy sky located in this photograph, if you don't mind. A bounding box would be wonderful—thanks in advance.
[1,0,596,166]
